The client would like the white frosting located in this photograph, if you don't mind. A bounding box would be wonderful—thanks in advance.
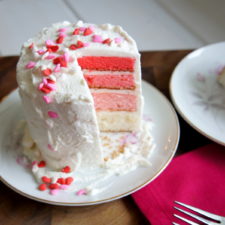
[20,120,154,195]
[16,21,142,171]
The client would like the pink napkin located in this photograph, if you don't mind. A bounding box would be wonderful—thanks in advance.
[132,144,225,225]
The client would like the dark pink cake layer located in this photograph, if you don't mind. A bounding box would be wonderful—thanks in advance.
[84,74,135,89]
[92,92,137,111]
[77,56,135,71]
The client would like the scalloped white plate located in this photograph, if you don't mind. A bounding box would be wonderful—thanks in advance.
[170,42,225,146]
[0,81,179,205]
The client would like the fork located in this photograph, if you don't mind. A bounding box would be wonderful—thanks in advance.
[173,201,225,225]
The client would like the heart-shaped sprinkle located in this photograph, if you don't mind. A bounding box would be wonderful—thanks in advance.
[76,189,87,196]
[48,111,58,118]
[102,38,111,45]
[56,36,64,44]
[49,183,59,190]
[38,183,47,191]
[72,28,80,35]
[42,68,52,76]
[92,35,102,43]
[38,160,46,168]
[43,95,52,104]
[61,166,71,173]
[65,177,74,185]
[41,176,52,184]
[25,61,36,69]
[114,37,122,44]
[83,27,93,36]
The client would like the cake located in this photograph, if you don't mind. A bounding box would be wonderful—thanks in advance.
[16,21,153,195]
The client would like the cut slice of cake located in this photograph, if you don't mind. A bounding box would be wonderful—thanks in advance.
[16,21,144,174]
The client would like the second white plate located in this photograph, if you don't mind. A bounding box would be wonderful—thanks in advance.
[0,81,179,205]
[170,42,225,146]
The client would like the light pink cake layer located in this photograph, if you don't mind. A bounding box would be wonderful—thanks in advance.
[92,92,137,111]
[84,74,135,89]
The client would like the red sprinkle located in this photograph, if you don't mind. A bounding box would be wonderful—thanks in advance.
[47,45,59,53]
[83,27,93,36]
[42,68,52,76]
[73,28,80,35]
[41,176,52,184]
[40,86,52,94]
[69,44,77,50]
[46,78,55,84]
[77,40,84,48]
[56,36,64,44]
[61,166,71,173]
[49,183,59,190]
[57,178,65,185]
[38,160,46,168]
[28,43,34,49]
[53,56,67,67]
[65,177,74,185]
[38,183,47,191]
[102,38,111,45]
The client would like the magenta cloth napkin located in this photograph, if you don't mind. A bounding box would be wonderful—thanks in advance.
[132,144,225,225]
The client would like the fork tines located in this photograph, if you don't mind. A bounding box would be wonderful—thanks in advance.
[173,201,222,225]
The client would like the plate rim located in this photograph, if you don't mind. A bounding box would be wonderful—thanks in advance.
[0,81,180,206]
[170,42,225,147]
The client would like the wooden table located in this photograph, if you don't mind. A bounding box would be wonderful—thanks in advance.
[0,51,211,225]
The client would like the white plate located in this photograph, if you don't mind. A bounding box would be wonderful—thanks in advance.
[0,81,179,206]
[170,42,225,146]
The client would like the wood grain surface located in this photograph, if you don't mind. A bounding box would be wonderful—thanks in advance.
[0,51,211,225]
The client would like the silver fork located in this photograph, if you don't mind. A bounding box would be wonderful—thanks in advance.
[173,201,225,225]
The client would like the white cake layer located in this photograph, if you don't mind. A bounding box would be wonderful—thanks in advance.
[96,111,141,132]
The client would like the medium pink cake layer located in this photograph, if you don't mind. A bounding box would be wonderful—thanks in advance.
[78,56,135,71]
[92,92,137,111]
[84,74,135,89]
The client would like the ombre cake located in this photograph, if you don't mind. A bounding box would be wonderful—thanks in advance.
[16,21,153,194]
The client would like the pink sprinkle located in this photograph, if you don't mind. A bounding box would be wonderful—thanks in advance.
[54,64,61,73]
[37,49,46,55]
[43,78,48,85]
[63,52,69,62]
[89,25,94,31]
[46,83,56,91]
[92,35,103,43]
[84,42,90,47]
[45,54,56,60]
[114,37,123,44]
[47,144,56,151]
[43,95,52,104]
[79,27,86,31]
[25,61,36,69]
[58,28,67,33]
[59,32,67,38]
[38,82,44,90]
[50,189,59,195]
[48,111,58,118]
[76,189,87,196]
[60,185,69,190]
[31,161,37,168]
[46,40,55,46]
